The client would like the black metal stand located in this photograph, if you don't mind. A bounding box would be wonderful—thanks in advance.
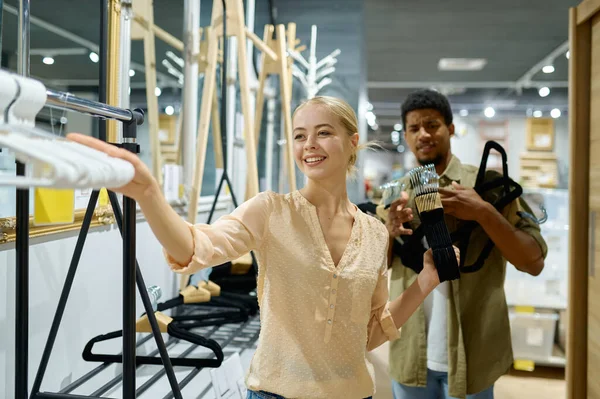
[15,0,31,397]
[15,161,29,399]
[29,109,186,399]
[121,114,141,399]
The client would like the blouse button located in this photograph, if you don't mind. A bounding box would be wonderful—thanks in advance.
[327,319,332,324]
[333,273,338,279]
[330,304,335,309]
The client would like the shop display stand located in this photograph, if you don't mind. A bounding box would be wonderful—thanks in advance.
[8,1,180,398]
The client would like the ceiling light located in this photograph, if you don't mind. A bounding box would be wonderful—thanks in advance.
[394,123,403,131]
[542,65,555,74]
[551,108,561,118]
[459,109,469,117]
[89,52,99,63]
[396,145,405,153]
[129,69,136,77]
[155,87,162,96]
[371,123,379,130]
[566,51,570,59]
[42,56,54,65]
[366,102,373,111]
[526,108,533,117]
[366,111,376,126]
[539,87,550,97]
[165,105,174,115]
[533,110,543,118]
[391,131,400,143]
[438,58,487,71]
[484,107,495,118]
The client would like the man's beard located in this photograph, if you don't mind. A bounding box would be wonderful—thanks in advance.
[417,153,444,167]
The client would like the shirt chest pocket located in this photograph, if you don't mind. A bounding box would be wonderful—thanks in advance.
[350,269,379,325]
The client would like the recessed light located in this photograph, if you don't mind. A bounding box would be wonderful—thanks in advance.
[551,108,561,118]
[484,107,495,118]
[459,109,469,117]
[438,58,487,71]
[43,56,54,65]
[533,110,543,118]
[542,65,555,73]
[155,87,162,96]
[165,106,174,115]
[391,131,400,143]
[539,87,550,97]
[566,51,570,59]
[129,69,136,77]
[89,52,99,63]
[394,123,403,131]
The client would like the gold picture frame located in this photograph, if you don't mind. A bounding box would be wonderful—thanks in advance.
[0,202,114,244]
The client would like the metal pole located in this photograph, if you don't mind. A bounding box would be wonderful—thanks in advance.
[265,89,275,191]
[99,0,108,142]
[118,0,133,143]
[15,1,30,398]
[120,113,142,399]
[45,89,133,122]
[182,0,200,195]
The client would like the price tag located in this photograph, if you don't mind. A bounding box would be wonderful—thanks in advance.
[210,352,246,399]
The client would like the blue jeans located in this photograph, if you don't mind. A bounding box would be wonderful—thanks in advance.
[392,369,494,399]
[246,390,372,399]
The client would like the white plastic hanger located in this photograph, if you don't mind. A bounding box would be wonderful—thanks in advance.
[0,69,135,189]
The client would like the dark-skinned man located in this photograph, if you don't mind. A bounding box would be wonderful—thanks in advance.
[376,89,547,399]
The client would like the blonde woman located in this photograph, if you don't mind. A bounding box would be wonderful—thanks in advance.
[67,96,459,399]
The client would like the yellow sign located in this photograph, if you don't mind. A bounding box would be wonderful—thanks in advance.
[33,188,75,226]
[99,188,109,206]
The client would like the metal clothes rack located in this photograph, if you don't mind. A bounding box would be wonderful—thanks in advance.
[11,1,182,398]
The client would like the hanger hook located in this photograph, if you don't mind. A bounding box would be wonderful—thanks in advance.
[147,285,162,312]
[517,203,548,225]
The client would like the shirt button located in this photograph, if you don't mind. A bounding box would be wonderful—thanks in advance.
[330,304,334,309]
[333,273,338,279]
[327,319,332,324]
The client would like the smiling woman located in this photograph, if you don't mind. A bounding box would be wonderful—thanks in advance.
[64,94,458,399]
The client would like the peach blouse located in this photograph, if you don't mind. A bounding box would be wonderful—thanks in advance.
[164,190,400,398]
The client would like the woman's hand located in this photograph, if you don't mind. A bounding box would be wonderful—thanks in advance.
[418,246,460,292]
[66,133,159,202]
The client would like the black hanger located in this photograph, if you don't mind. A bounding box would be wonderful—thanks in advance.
[82,311,224,368]
[394,140,524,274]
[155,284,251,328]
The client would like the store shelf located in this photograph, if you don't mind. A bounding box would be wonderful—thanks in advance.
[515,344,566,368]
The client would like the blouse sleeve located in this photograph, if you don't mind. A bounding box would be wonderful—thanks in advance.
[366,243,401,351]
[164,191,274,275]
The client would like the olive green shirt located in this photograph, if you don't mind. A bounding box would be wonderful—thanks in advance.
[376,155,547,399]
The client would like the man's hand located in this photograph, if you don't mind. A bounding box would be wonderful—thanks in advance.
[439,181,490,221]
[386,191,414,238]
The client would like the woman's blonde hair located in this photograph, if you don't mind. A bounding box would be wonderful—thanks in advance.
[292,96,380,176]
